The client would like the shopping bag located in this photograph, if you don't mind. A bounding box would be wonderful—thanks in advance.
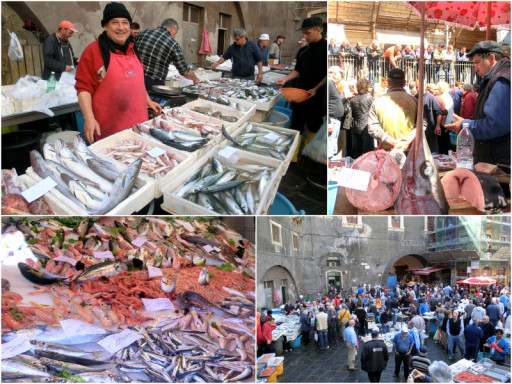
[314,332,318,342]
[437,330,442,340]
[433,329,440,341]
[8,31,24,62]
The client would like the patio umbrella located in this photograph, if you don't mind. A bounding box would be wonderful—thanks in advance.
[456,276,497,285]
[199,28,212,55]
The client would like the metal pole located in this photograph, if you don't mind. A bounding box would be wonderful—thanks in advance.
[486,2,492,40]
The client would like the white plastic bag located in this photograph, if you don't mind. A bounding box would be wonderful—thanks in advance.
[302,120,327,164]
[314,332,318,342]
[8,31,24,63]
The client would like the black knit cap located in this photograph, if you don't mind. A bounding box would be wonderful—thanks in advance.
[101,2,132,27]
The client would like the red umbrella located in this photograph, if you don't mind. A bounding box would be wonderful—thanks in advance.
[199,28,212,55]
[457,276,497,285]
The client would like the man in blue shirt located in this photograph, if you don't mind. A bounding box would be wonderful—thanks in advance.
[212,28,263,82]
[345,319,359,371]
[418,299,429,315]
[392,326,413,380]
[486,298,502,326]
[464,320,483,361]
[257,34,270,66]
[488,328,511,365]
[446,41,510,165]
[408,321,421,356]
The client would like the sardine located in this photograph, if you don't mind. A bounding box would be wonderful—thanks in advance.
[1,360,51,378]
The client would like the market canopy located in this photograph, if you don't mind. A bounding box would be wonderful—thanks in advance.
[406,267,445,275]
[457,276,497,285]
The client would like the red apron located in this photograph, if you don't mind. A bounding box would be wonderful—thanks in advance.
[92,51,148,140]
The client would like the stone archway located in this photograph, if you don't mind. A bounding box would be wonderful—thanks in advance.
[381,254,427,287]
[258,265,299,310]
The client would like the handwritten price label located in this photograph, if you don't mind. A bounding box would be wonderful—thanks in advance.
[146,147,166,158]
[142,298,175,312]
[218,147,238,160]
[97,329,142,354]
[131,236,147,247]
[53,256,77,266]
[60,319,107,337]
[21,177,57,203]
[1,336,32,359]
[203,245,214,252]
[93,251,114,260]
[147,266,163,278]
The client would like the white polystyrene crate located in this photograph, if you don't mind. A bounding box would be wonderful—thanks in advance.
[88,130,193,198]
[23,166,155,215]
[181,98,253,133]
[160,145,284,215]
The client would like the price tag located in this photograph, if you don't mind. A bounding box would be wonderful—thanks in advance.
[60,319,107,337]
[53,256,77,266]
[147,266,163,278]
[21,177,57,203]
[97,329,142,354]
[218,147,238,161]
[93,251,114,260]
[1,336,32,359]
[142,298,175,312]
[338,167,371,192]
[203,245,214,252]
[131,236,147,247]
[260,132,281,144]
[146,147,166,158]
[213,246,222,252]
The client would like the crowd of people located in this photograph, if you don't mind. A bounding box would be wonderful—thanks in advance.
[328,39,510,165]
[258,281,511,383]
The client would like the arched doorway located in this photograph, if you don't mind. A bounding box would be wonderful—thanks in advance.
[386,254,427,287]
[326,270,343,292]
[259,265,299,309]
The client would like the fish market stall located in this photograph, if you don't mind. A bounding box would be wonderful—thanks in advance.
[183,79,282,122]
[181,99,255,128]
[329,153,511,215]
[1,216,256,383]
[360,331,396,353]
[271,314,301,344]
[257,354,284,383]
[450,358,511,383]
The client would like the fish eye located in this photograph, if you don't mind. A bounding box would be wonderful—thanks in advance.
[421,162,434,178]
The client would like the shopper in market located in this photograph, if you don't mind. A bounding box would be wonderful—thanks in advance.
[345,319,359,370]
[463,319,483,361]
[446,310,465,360]
[300,309,312,346]
[380,308,393,334]
[392,326,413,380]
[445,41,510,165]
[130,22,140,40]
[212,28,263,82]
[135,18,200,91]
[360,328,389,383]
[407,361,453,383]
[43,20,79,80]
[269,35,286,63]
[337,304,351,341]
[75,2,162,143]
[487,328,510,365]
[411,345,431,375]
[261,316,277,353]
[367,68,418,151]
[316,306,329,351]
[257,34,270,66]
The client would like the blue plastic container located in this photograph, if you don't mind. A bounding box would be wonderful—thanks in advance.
[270,193,305,215]
[449,131,457,149]
[290,334,302,348]
[327,181,338,215]
[276,98,291,109]
[75,111,85,133]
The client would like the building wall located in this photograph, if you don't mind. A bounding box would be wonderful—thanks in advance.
[257,216,427,309]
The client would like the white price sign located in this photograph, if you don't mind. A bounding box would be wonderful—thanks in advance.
[53,256,77,266]
[146,147,166,158]
[1,336,32,359]
[21,177,57,203]
[93,251,114,260]
[98,329,142,354]
[60,319,107,337]
[142,298,175,312]
[218,147,238,161]
[338,167,371,192]
[147,266,163,278]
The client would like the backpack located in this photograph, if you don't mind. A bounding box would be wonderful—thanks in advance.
[342,99,353,130]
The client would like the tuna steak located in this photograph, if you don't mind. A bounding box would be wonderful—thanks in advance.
[441,168,506,211]
[345,150,402,212]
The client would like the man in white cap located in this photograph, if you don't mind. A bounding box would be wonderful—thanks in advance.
[42,20,79,80]
[392,325,413,380]
[257,33,270,66]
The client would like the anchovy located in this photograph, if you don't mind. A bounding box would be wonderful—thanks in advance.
[40,357,109,374]
[33,351,105,366]
[1,360,52,379]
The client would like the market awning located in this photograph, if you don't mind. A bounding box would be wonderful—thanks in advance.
[420,249,479,263]
[412,267,445,275]
[376,30,429,47]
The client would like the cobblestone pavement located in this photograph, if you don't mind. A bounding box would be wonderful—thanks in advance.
[276,329,510,383]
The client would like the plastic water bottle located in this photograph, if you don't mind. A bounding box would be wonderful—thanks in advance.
[456,122,474,170]
[47,72,56,93]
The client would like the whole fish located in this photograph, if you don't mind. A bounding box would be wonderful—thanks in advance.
[160,277,176,293]
[86,158,119,183]
[149,127,205,152]
[178,291,232,317]
[33,351,104,365]
[1,360,52,379]
[75,373,131,383]
[73,135,120,175]
[31,342,88,357]
[91,159,142,215]
[30,150,88,211]
[258,169,271,198]
[39,357,108,374]
[42,143,59,163]
[67,180,103,211]
[2,324,106,345]
[201,180,247,193]
[73,261,128,282]
[221,125,243,147]
[17,262,67,285]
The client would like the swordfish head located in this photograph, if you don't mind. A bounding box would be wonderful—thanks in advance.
[395,131,449,215]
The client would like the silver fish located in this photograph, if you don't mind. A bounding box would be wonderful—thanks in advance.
[258,169,271,198]
[74,135,119,175]
[73,261,128,282]
[160,277,176,293]
[1,360,51,378]
[91,159,142,215]
[42,143,60,163]
[68,180,103,211]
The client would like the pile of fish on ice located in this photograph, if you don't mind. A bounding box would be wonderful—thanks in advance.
[1,217,256,383]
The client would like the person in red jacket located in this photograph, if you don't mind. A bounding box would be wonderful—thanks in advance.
[75,2,161,143]
[262,317,277,353]
[460,84,477,119]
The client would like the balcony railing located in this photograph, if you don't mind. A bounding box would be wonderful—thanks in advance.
[328,55,482,86]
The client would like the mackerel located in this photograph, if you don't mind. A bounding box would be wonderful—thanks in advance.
[73,261,128,282]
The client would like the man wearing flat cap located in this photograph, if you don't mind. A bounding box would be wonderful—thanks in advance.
[446,41,510,165]
[42,20,79,80]
[75,2,161,143]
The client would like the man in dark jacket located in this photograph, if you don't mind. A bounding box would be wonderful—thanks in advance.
[366,40,382,84]
[361,328,389,382]
[42,20,79,80]
[257,34,270,66]
[300,309,312,345]
[446,41,510,165]
[464,321,483,361]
